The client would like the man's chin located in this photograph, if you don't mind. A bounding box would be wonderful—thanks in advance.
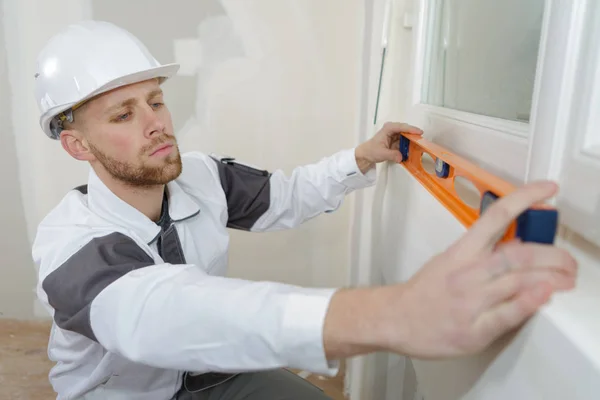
[149,161,182,185]
[163,162,183,182]
[114,162,182,187]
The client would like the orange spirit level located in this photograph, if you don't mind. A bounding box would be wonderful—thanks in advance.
[398,133,558,244]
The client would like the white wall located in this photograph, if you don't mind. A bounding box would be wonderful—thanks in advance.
[91,0,365,287]
[2,0,94,318]
[349,0,600,399]
[0,0,38,319]
[2,0,365,318]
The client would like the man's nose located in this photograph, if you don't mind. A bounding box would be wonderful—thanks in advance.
[143,105,166,138]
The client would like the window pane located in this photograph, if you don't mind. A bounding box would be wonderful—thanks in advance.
[422,0,545,122]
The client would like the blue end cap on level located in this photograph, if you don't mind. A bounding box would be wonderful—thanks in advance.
[516,208,559,244]
[480,191,559,244]
[399,136,410,161]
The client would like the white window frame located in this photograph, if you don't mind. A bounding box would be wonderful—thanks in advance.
[402,0,548,185]
[363,0,590,187]
[347,0,593,398]
[526,0,600,248]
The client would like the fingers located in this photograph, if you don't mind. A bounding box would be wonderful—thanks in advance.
[382,148,403,163]
[382,122,423,136]
[495,241,577,276]
[454,241,577,287]
[468,241,577,344]
[473,282,553,343]
[450,181,559,259]
[477,269,575,314]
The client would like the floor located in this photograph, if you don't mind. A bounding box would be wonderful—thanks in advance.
[0,319,347,400]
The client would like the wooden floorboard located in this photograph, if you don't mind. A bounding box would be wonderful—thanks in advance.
[0,319,55,400]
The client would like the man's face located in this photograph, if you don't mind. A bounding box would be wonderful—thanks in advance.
[62,79,182,187]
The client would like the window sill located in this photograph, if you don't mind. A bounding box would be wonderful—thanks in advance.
[544,230,600,369]
[416,103,530,139]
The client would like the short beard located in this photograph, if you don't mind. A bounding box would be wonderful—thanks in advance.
[89,137,182,188]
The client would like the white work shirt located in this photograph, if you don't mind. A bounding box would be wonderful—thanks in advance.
[32,148,376,399]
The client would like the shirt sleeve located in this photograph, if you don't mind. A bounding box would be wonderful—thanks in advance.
[211,148,377,231]
[39,232,340,376]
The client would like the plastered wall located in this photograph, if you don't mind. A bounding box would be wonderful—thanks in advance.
[92,0,365,287]
[2,0,365,318]
[0,0,37,319]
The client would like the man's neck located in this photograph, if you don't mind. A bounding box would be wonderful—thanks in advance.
[96,170,165,222]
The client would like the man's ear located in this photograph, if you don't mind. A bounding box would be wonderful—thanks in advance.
[60,130,96,161]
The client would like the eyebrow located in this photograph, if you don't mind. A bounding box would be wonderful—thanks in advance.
[104,89,164,116]
[147,89,164,99]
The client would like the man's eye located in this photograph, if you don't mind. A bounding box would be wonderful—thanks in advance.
[112,112,130,122]
[151,102,163,109]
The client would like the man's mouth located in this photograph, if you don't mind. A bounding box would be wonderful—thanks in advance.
[149,143,174,156]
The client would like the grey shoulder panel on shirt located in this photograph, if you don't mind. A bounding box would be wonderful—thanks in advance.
[211,157,271,231]
[42,232,154,342]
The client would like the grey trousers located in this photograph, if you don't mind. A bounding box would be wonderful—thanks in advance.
[175,369,333,400]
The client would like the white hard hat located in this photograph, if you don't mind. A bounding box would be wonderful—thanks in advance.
[34,20,180,139]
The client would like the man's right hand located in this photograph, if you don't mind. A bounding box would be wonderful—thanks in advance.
[323,181,577,360]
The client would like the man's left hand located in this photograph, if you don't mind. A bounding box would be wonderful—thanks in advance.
[355,122,423,174]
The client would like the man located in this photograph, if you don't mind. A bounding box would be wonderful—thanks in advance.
[32,21,577,400]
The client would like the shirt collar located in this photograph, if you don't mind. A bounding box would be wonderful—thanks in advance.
[87,168,201,244]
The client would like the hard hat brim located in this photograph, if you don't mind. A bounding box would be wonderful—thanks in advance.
[40,63,180,139]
